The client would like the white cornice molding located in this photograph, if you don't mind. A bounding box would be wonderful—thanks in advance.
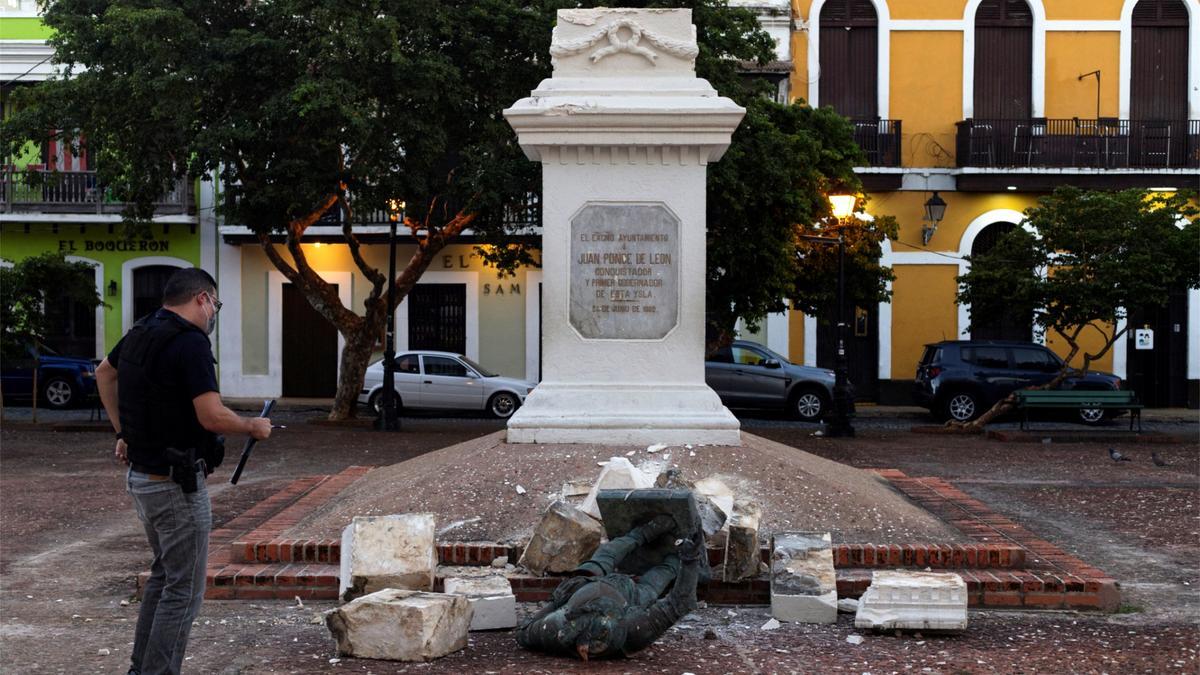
[0,40,55,82]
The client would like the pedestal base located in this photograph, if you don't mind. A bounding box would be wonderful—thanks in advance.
[506,382,741,446]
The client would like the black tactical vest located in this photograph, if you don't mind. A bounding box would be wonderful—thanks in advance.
[117,311,212,465]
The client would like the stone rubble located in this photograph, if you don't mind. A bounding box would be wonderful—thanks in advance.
[837,597,860,613]
[443,576,518,631]
[770,532,838,624]
[579,457,654,519]
[519,500,604,575]
[325,588,472,662]
[722,498,762,582]
[339,513,437,601]
[854,570,968,632]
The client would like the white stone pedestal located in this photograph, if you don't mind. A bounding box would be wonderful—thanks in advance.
[504,8,744,446]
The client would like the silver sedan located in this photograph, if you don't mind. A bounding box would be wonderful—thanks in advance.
[358,351,535,419]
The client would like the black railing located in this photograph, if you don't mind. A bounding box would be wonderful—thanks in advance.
[956,118,1200,168]
[312,193,541,229]
[0,168,191,215]
[851,118,902,167]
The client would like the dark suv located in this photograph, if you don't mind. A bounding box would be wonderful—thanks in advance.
[913,340,1123,423]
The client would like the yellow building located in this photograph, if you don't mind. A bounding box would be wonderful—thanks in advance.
[769,0,1199,407]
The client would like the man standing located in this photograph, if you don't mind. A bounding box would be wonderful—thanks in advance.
[96,268,271,675]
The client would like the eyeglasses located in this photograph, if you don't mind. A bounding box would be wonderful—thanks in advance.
[201,292,223,313]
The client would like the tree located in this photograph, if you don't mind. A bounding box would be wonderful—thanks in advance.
[0,251,104,356]
[955,187,1199,429]
[2,0,873,417]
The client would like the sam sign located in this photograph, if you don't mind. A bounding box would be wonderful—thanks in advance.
[1134,328,1154,351]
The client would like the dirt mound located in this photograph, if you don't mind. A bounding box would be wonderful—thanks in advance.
[290,432,965,544]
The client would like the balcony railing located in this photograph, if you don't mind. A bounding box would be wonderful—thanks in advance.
[851,118,902,167]
[0,168,192,215]
[956,118,1200,169]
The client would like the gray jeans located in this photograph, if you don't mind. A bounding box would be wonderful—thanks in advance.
[127,469,211,675]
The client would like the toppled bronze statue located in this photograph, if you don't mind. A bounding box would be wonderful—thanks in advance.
[517,489,706,660]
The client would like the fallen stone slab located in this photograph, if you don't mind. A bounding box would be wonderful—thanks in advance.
[579,457,654,519]
[723,499,762,582]
[339,513,437,601]
[770,532,837,624]
[519,500,604,575]
[855,570,968,632]
[443,576,517,631]
[325,588,472,661]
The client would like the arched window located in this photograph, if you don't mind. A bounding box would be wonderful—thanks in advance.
[969,222,1032,341]
[818,0,878,118]
[973,0,1033,120]
[1130,0,1188,121]
[132,265,179,323]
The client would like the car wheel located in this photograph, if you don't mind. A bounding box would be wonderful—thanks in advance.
[487,392,520,419]
[367,390,402,416]
[790,388,827,422]
[942,391,980,422]
[42,377,77,410]
[1078,407,1105,425]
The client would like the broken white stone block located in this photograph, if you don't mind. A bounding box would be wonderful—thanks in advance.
[579,457,654,519]
[339,514,437,601]
[837,597,860,613]
[770,532,837,624]
[325,588,472,661]
[723,499,762,582]
[519,500,604,575]
[693,476,734,532]
[854,571,968,632]
[443,576,517,631]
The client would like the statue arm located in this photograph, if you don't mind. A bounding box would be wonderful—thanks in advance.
[617,552,701,653]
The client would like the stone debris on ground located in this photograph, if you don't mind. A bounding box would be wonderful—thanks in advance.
[325,588,472,662]
[338,513,437,601]
[490,556,508,568]
[443,576,517,631]
[770,532,838,624]
[723,498,762,582]
[846,634,864,645]
[760,618,781,631]
[837,597,860,613]
[854,570,969,632]
[579,456,655,519]
[518,500,604,575]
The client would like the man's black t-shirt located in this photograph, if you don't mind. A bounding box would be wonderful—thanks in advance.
[109,309,219,402]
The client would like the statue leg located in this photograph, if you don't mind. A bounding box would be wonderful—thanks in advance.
[573,515,676,577]
[631,554,681,606]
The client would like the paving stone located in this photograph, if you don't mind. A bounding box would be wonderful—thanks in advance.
[325,588,471,661]
[723,499,762,582]
[338,514,436,601]
[855,570,968,631]
[770,532,837,624]
[519,500,604,575]
[443,576,517,631]
[579,457,654,519]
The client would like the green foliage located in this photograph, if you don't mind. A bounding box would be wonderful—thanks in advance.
[958,187,1199,364]
[0,252,104,356]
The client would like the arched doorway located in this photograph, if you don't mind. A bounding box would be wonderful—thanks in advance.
[819,0,878,119]
[1130,0,1189,167]
[973,0,1034,120]
[969,221,1033,341]
[131,265,180,324]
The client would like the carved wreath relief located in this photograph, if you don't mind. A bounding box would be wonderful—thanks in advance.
[550,18,699,65]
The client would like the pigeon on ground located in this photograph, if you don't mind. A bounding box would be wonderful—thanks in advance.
[1152,451,1169,467]
[1108,447,1132,462]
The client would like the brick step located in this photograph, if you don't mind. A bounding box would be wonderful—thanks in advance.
[206,474,334,568]
[178,564,1113,610]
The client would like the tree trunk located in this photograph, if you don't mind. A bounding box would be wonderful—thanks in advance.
[329,315,385,420]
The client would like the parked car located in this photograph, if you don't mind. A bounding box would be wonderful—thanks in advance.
[358,351,535,419]
[0,342,98,410]
[705,340,837,422]
[913,340,1124,424]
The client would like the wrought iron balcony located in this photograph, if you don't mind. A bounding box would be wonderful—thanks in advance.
[955,118,1200,169]
[0,168,192,215]
[850,118,902,167]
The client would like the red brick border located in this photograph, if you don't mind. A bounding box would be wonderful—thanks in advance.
[150,467,1120,610]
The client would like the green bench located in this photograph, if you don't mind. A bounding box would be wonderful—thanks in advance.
[1014,389,1143,431]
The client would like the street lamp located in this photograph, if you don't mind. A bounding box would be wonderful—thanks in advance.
[375,198,405,432]
[802,192,858,438]
[921,191,947,245]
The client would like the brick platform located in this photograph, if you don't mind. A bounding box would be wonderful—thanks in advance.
[141,466,1120,611]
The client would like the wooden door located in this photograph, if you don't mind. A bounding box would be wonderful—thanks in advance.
[817,304,879,401]
[1125,287,1189,407]
[132,265,178,324]
[282,283,338,397]
[973,0,1033,119]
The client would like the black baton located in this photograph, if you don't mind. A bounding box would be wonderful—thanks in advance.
[230,399,275,485]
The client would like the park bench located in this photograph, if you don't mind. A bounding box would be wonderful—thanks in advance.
[1014,389,1143,431]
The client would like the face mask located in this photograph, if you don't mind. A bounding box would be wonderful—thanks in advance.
[202,293,218,335]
